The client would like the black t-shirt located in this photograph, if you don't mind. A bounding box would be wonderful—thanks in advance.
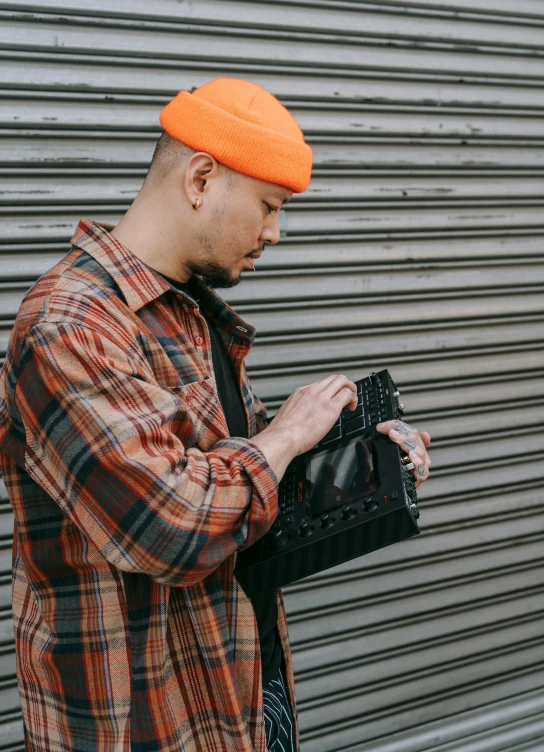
[161,274,282,686]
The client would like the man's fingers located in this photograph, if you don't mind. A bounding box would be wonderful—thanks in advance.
[324,374,358,402]
[318,373,342,388]
[376,420,432,475]
[301,373,340,392]
[333,385,358,409]
[420,431,432,448]
[377,420,421,447]
[305,374,357,403]
[409,449,429,479]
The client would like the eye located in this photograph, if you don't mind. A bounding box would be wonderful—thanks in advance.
[265,202,279,214]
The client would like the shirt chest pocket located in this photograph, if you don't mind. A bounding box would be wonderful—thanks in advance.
[166,378,229,452]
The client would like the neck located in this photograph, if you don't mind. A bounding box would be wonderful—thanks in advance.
[110,185,193,283]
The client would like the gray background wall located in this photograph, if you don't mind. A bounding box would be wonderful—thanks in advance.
[1,1,544,750]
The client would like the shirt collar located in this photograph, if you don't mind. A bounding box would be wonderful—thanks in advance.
[70,218,256,343]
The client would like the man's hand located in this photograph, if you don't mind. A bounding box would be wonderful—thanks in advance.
[375,420,432,490]
[272,373,358,455]
[252,374,358,480]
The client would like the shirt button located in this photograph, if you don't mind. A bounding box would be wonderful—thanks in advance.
[195,336,204,346]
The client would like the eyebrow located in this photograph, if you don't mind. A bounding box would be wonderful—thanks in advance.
[270,191,291,206]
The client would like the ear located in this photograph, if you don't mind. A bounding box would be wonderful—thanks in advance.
[184,152,218,206]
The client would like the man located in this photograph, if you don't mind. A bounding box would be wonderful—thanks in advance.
[0,78,431,751]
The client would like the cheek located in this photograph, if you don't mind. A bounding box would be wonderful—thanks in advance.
[226,210,262,249]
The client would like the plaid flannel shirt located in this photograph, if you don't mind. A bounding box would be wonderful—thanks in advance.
[0,219,298,751]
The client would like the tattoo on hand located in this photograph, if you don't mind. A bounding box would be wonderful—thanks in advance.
[403,440,417,451]
[394,423,411,437]
[417,463,426,477]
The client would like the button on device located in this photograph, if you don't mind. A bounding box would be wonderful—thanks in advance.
[344,415,366,434]
[195,336,204,346]
[322,425,342,444]
[347,404,364,419]
[283,514,294,524]
[341,506,356,520]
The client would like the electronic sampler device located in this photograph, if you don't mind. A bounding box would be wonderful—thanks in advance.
[235,369,421,595]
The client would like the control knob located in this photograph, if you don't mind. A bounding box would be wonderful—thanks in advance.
[363,498,378,512]
[298,520,313,537]
[410,504,420,520]
[269,529,290,550]
[320,514,335,529]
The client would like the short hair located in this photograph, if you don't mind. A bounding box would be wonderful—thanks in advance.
[145,131,240,187]
[145,131,194,183]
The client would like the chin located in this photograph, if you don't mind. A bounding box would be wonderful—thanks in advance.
[204,270,242,290]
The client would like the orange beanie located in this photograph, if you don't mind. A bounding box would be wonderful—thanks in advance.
[159,78,312,193]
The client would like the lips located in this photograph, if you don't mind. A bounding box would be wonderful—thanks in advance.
[243,249,262,271]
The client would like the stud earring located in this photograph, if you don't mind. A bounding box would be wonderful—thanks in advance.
[193,198,201,210]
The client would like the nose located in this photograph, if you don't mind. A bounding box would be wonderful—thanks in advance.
[260,214,281,246]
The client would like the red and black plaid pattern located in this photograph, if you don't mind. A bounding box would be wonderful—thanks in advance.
[0,219,298,751]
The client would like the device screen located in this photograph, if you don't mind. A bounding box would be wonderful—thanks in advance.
[306,436,379,518]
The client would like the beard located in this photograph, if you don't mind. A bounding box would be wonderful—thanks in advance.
[188,257,242,289]
[191,211,262,289]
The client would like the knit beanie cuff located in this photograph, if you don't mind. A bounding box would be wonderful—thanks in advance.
[159,90,312,193]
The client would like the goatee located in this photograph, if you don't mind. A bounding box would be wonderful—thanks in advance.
[188,259,241,290]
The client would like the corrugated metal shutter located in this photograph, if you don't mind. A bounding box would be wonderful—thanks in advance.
[1,1,544,749]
